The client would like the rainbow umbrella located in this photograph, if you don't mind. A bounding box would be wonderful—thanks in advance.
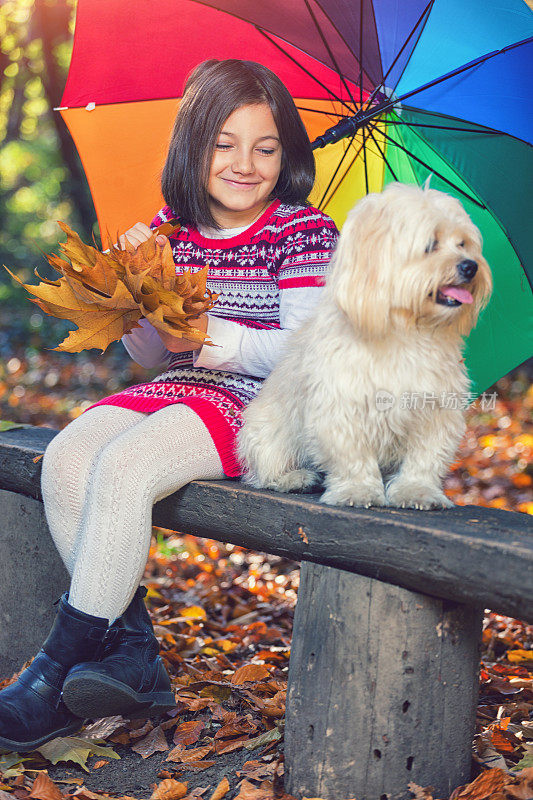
[58,0,533,394]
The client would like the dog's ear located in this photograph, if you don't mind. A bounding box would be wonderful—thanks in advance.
[326,196,393,338]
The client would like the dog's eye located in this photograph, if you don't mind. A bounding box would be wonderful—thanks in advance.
[425,239,438,254]
[458,240,465,247]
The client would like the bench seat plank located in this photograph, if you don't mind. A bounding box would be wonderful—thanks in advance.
[1,426,531,621]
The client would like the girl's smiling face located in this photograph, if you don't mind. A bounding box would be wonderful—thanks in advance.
[207,103,282,229]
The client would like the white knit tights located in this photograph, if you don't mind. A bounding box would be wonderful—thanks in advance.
[41,404,225,622]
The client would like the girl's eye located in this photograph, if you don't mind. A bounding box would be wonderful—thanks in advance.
[215,143,232,150]
[257,148,276,155]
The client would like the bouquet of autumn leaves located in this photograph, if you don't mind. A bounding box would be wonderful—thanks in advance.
[3,221,218,353]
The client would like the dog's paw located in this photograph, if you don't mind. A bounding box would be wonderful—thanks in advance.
[386,480,454,510]
[267,469,321,494]
[319,484,386,508]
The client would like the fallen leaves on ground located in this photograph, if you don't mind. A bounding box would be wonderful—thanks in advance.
[231,665,271,685]
[410,766,533,800]
[208,777,229,800]
[0,754,30,779]
[0,528,524,800]
[0,420,30,431]
[131,726,169,759]
[474,614,533,778]
[443,374,532,514]
[28,772,65,800]
[35,738,120,773]
[0,516,531,800]
[173,722,205,748]
[166,745,213,765]
[80,720,125,742]
[232,779,272,800]
[149,779,188,800]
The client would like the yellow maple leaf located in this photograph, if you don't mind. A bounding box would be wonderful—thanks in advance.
[3,221,218,354]
[507,649,533,663]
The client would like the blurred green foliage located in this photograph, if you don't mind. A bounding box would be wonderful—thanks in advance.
[0,0,109,358]
[0,0,97,313]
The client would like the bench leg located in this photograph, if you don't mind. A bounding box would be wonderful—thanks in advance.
[285,561,483,800]
[0,489,70,678]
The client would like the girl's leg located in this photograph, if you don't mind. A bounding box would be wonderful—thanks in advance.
[0,406,148,751]
[41,405,146,574]
[68,404,225,623]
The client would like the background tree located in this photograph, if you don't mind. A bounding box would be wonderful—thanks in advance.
[0,0,96,287]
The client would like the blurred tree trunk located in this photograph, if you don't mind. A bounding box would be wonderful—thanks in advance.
[5,64,26,144]
[31,0,96,239]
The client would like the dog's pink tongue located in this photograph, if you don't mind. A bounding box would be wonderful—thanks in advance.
[440,285,473,304]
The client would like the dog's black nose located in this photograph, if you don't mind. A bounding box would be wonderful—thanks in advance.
[457,259,477,281]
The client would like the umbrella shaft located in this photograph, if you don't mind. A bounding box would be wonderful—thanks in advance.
[311,103,386,149]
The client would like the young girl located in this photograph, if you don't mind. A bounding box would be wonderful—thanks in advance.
[0,59,339,752]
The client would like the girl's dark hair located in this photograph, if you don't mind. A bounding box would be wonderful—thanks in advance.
[161,59,315,229]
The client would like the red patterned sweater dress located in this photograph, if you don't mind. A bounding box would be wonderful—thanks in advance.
[86,200,339,477]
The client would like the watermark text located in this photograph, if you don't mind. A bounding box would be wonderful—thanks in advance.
[375,390,497,412]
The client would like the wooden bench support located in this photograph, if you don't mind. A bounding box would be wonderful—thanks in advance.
[0,488,70,677]
[285,562,483,800]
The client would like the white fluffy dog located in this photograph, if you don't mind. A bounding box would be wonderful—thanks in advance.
[237,182,492,509]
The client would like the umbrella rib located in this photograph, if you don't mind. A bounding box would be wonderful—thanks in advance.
[321,148,361,211]
[397,103,532,145]
[318,131,358,208]
[296,105,351,118]
[303,0,357,109]
[371,36,533,125]
[383,118,502,135]
[378,126,486,208]
[385,114,530,284]
[320,121,380,210]
[363,0,434,112]
[362,124,369,194]
[378,1,435,105]
[310,36,532,151]
[255,27,355,114]
[367,124,399,182]
[358,0,363,109]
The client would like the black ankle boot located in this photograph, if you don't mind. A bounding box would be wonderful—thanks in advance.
[0,595,109,754]
[62,586,175,720]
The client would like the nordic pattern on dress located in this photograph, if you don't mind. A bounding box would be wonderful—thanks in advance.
[144,200,338,404]
[116,369,261,432]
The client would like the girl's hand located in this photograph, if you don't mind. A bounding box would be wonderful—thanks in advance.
[117,222,167,250]
[119,223,207,354]
[158,314,209,352]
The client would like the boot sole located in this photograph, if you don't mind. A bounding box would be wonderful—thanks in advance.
[0,719,83,754]
[62,672,176,720]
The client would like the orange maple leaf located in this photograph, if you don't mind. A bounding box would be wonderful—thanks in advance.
[4,221,218,354]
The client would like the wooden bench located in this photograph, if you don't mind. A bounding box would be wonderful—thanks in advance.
[1,425,531,800]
